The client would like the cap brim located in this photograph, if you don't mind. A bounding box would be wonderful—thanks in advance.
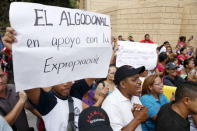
[167,66,178,70]
[127,66,145,76]
[85,125,113,131]
[135,66,146,74]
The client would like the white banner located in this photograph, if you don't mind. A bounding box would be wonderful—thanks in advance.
[9,2,112,91]
[116,41,157,70]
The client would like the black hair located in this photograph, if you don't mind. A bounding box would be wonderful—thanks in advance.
[158,52,168,62]
[109,64,116,68]
[163,41,169,45]
[95,78,105,85]
[118,35,122,38]
[175,81,197,102]
[183,58,193,68]
[158,41,169,51]
[180,47,186,53]
[179,36,186,42]
[145,34,149,37]
[169,58,178,63]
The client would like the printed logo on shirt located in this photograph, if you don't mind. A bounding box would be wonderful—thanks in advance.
[74,107,80,116]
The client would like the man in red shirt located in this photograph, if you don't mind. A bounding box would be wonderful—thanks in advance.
[140,34,154,44]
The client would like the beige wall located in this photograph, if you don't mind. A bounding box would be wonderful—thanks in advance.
[180,1,197,47]
[82,0,197,47]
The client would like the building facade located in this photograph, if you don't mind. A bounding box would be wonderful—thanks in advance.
[79,0,197,47]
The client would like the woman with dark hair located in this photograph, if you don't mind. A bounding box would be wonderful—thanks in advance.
[103,64,117,94]
[82,65,117,109]
[158,41,170,53]
[156,52,168,75]
[180,58,197,82]
[140,75,169,131]
[177,47,188,65]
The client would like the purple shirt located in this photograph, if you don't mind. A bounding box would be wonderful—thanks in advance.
[82,89,95,106]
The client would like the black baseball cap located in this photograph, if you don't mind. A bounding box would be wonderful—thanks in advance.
[78,106,113,131]
[114,65,145,85]
[166,62,178,70]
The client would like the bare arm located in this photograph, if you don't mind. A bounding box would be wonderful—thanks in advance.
[25,88,41,105]
[25,101,42,119]
[82,87,108,109]
[82,97,105,109]
[4,91,26,125]
[156,68,163,76]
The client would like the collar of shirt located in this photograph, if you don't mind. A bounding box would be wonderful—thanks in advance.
[147,94,162,103]
[114,89,130,102]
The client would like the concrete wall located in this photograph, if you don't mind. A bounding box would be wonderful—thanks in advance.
[83,0,197,47]
[180,0,197,47]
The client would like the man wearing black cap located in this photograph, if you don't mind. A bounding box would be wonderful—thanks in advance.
[102,65,148,131]
[163,62,185,87]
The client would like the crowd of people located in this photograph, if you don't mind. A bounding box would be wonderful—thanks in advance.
[0,27,197,131]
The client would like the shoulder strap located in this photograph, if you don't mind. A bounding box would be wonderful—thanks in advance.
[68,96,74,122]
[67,96,76,131]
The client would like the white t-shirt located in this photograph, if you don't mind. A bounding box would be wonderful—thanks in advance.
[42,97,82,131]
[102,89,142,131]
[159,46,166,53]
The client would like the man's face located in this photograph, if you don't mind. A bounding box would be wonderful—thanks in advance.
[145,35,150,40]
[123,74,141,96]
[188,97,197,114]
[167,69,177,77]
[188,60,195,69]
[53,82,73,97]
[0,70,7,93]
[166,47,172,54]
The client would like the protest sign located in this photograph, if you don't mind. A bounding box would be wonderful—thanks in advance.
[116,41,157,70]
[9,2,112,91]
[163,85,177,100]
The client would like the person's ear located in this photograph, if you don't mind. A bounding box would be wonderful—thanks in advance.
[120,80,126,89]
[183,97,192,106]
[148,86,152,91]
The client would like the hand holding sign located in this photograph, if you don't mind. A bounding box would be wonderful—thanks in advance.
[9,2,112,91]
[2,27,17,50]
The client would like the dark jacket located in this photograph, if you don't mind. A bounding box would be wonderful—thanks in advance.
[163,75,185,87]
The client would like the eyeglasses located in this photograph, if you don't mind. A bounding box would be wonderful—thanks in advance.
[153,83,163,86]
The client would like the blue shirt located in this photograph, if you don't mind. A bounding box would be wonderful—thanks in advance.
[140,94,169,131]
[0,116,12,131]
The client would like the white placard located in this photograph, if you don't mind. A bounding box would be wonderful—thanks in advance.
[116,41,157,70]
[9,2,112,91]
